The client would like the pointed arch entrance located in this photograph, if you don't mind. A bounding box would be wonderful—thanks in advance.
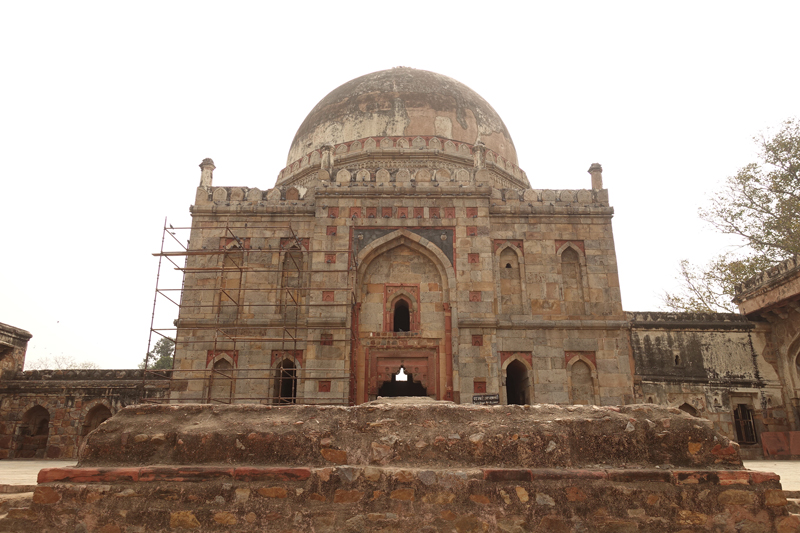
[355,230,456,403]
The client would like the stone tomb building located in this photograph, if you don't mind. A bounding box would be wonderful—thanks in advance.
[2,67,800,461]
[169,68,632,409]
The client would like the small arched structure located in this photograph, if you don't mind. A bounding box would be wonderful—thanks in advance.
[557,243,588,316]
[16,405,50,458]
[280,245,306,320]
[209,358,234,404]
[494,243,530,315]
[566,355,599,405]
[81,404,113,437]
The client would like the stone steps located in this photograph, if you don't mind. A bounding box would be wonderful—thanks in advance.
[0,491,32,523]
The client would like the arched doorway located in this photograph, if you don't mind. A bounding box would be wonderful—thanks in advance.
[81,404,112,436]
[378,366,427,397]
[16,405,50,458]
[506,360,530,405]
[275,359,297,404]
[355,230,457,404]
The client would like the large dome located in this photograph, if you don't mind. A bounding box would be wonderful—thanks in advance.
[287,67,517,167]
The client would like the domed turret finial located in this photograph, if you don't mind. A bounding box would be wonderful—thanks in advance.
[588,163,603,189]
[199,158,215,188]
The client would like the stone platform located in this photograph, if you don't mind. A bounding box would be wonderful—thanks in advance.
[2,400,798,532]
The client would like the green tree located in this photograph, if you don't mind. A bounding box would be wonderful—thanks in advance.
[663,118,800,313]
[140,338,174,370]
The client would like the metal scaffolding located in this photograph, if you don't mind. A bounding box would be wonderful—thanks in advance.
[143,218,357,405]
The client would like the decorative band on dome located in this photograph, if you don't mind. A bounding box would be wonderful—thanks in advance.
[277,135,524,185]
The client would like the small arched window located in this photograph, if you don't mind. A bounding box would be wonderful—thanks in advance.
[393,299,410,332]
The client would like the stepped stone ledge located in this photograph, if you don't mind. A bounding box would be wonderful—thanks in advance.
[3,400,797,532]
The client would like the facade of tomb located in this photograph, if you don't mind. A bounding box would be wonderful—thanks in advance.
[169,67,633,410]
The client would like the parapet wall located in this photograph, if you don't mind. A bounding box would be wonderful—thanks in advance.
[79,401,741,469]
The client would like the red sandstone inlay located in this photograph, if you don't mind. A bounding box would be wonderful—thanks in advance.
[38,467,139,484]
[139,466,234,482]
[233,467,312,482]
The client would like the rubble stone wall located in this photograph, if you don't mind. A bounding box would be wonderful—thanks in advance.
[3,401,797,532]
[0,370,168,459]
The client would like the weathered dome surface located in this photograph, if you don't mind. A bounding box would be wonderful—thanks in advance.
[287,67,518,166]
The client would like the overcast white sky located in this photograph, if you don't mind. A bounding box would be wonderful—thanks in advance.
[1,2,798,369]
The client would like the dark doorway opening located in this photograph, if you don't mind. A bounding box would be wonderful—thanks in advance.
[275,359,297,404]
[378,366,427,397]
[393,300,410,332]
[506,360,529,405]
[16,405,49,458]
[82,404,112,436]
[733,403,758,444]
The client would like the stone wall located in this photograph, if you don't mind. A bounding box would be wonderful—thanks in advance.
[0,322,31,379]
[3,401,797,532]
[0,369,169,459]
[178,149,633,411]
[629,312,792,458]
